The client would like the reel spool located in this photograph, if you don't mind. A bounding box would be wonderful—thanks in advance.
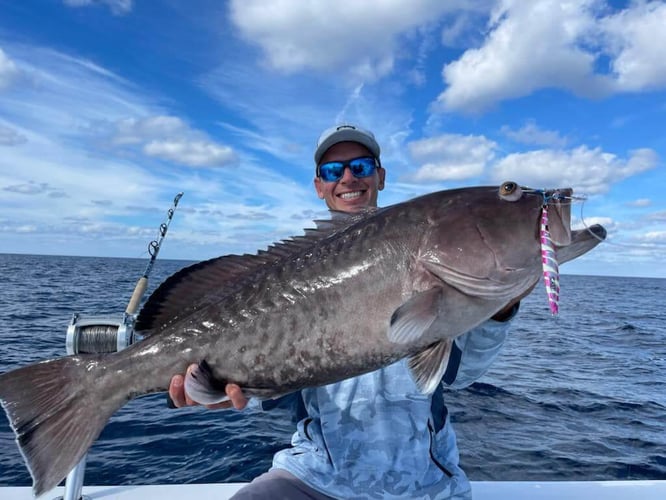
[66,313,135,355]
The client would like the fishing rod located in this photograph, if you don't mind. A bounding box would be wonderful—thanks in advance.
[62,192,184,500]
[125,191,183,316]
[66,192,183,355]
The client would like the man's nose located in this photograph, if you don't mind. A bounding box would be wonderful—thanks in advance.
[339,166,356,182]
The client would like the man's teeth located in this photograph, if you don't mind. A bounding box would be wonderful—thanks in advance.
[339,191,362,200]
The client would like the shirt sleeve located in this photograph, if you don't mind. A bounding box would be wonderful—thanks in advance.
[442,303,519,390]
[257,391,307,422]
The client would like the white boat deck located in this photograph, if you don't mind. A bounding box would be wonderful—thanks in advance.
[3,481,666,499]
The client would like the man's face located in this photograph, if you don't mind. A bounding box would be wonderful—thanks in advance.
[314,141,385,213]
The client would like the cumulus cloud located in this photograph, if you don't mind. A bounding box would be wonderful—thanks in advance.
[408,133,497,181]
[601,1,666,91]
[110,116,237,167]
[62,0,132,15]
[3,181,67,197]
[437,0,611,113]
[626,198,651,208]
[0,48,20,91]
[229,0,471,81]
[639,231,666,243]
[500,120,568,148]
[0,124,27,146]
[572,215,615,232]
[646,211,666,223]
[112,116,191,146]
[144,140,236,167]
[491,146,659,194]
[437,0,666,113]
[3,181,49,195]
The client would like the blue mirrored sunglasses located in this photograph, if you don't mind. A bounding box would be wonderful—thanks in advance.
[317,156,379,182]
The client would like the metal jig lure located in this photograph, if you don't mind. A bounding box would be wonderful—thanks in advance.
[540,202,560,315]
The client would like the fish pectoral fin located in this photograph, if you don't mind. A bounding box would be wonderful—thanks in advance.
[388,287,444,344]
[408,340,454,394]
[184,360,230,405]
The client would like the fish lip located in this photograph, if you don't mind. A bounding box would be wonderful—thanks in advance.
[556,224,607,264]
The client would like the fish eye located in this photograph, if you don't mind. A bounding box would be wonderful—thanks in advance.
[499,181,523,201]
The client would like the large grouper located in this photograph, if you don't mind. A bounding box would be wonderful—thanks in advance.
[0,182,606,496]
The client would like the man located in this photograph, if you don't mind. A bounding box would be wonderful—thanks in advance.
[169,124,520,499]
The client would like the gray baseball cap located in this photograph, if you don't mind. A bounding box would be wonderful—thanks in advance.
[314,124,381,165]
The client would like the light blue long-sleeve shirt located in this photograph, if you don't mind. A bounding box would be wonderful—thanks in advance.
[260,310,517,499]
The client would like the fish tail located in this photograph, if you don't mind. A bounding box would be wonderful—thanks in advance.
[0,355,127,497]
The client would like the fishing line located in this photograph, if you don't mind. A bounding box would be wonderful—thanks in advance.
[576,196,666,249]
[525,188,663,250]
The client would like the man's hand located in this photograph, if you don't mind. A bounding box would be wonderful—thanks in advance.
[491,281,538,322]
[168,364,248,410]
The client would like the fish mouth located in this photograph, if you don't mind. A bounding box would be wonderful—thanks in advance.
[557,224,606,264]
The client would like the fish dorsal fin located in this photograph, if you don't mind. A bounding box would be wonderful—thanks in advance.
[313,207,377,231]
[135,209,377,334]
[408,339,453,394]
[134,253,275,332]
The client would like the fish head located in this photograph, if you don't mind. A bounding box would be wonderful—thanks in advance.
[416,182,575,300]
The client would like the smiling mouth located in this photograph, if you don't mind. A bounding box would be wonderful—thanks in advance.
[338,190,365,200]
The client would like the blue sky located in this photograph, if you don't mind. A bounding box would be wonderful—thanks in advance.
[1,0,665,278]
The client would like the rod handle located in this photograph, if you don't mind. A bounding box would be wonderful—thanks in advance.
[126,276,148,315]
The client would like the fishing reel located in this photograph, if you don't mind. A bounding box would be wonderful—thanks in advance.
[65,313,136,355]
[63,192,183,356]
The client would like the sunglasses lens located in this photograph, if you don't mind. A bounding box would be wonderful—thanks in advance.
[318,157,377,182]
[349,157,376,177]
[319,162,344,182]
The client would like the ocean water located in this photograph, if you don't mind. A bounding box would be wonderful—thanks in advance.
[0,253,664,487]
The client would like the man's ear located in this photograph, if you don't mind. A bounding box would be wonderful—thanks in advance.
[378,167,386,191]
[314,177,325,199]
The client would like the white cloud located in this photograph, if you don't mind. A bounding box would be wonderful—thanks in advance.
[143,140,236,167]
[639,231,666,243]
[109,116,237,167]
[0,124,27,146]
[228,0,472,82]
[626,198,651,208]
[436,0,666,113]
[408,133,497,181]
[0,48,20,90]
[62,0,132,15]
[601,1,666,91]
[112,116,188,145]
[501,120,568,148]
[3,181,66,197]
[491,146,658,194]
[437,0,611,113]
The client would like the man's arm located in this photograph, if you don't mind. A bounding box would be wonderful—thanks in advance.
[442,302,520,390]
